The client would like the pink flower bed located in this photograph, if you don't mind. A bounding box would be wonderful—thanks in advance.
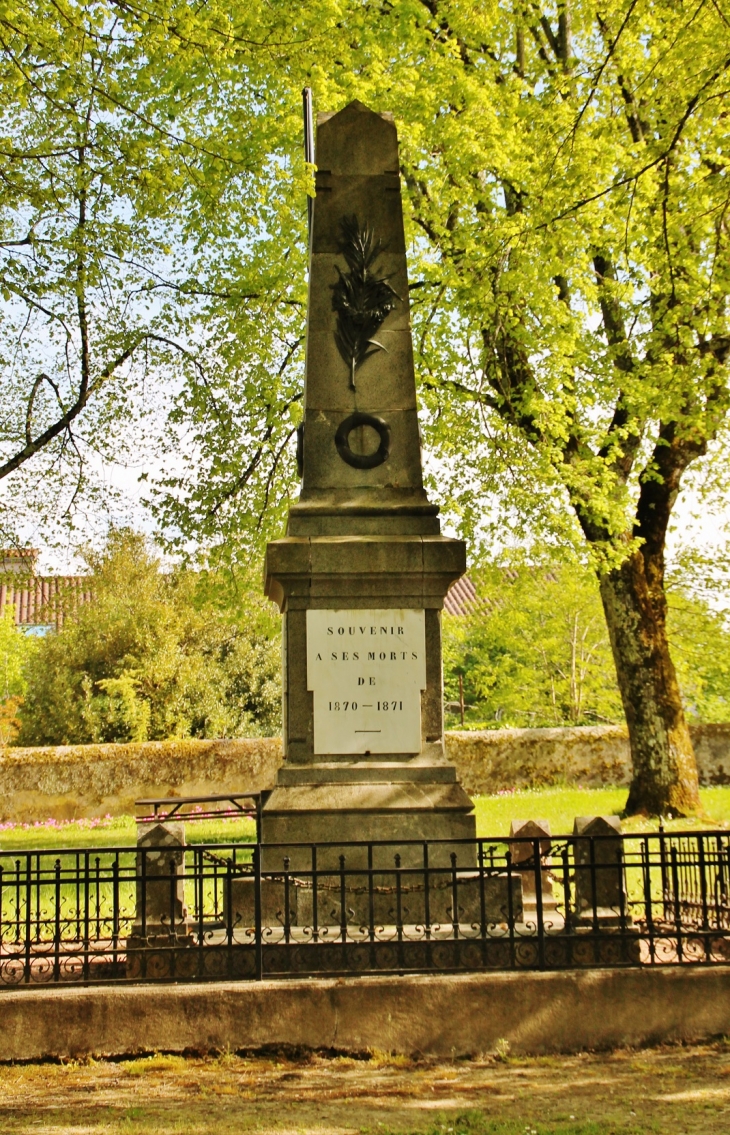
[0,814,118,833]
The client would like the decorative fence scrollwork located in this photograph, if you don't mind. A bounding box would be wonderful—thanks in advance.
[0,830,727,987]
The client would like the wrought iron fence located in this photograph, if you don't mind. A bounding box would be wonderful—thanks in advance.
[0,830,728,986]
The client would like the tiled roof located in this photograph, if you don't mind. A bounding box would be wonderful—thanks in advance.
[444,566,561,616]
[1,568,553,627]
[0,576,92,629]
[444,576,478,615]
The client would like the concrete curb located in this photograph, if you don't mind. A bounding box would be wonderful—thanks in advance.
[1,968,729,1061]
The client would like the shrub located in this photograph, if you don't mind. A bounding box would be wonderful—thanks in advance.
[17,532,281,745]
[0,607,37,744]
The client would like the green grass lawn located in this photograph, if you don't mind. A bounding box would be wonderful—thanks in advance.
[1,785,728,850]
[473,784,730,836]
[0,813,257,851]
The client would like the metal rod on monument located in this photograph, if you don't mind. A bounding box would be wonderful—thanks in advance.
[302,87,314,235]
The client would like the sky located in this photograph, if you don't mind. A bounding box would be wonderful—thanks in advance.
[23,428,730,591]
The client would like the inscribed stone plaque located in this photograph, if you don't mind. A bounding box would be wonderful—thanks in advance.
[307,609,426,754]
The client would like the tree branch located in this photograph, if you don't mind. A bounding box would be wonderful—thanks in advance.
[0,338,142,481]
[540,50,730,227]
[25,373,63,446]
[593,254,643,479]
[635,422,708,592]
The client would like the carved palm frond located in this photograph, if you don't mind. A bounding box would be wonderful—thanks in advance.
[331,215,400,390]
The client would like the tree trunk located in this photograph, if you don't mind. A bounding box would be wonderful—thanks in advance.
[599,549,700,816]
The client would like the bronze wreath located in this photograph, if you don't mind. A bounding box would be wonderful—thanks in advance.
[334,412,391,469]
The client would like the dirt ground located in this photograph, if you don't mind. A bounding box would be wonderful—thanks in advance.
[0,1040,728,1135]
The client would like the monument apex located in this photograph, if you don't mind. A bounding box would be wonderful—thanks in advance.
[289,100,437,534]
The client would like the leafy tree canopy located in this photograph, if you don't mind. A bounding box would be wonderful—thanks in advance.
[0,606,33,703]
[444,560,730,731]
[0,606,36,744]
[1,0,728,573]
[303,0,730,814]
[16,530,281,745]
[443,563,624,729]
[0,0,311,563]
[1,0,728,811]
[296,0,730,564]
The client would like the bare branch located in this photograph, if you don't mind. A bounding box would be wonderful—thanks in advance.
[25,372,63,445]
[0,338,141,481]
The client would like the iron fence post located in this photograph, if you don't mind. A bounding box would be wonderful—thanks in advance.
[311,845,318,944]
[713,835,724,927]
[478,840,487,966]
[53,858,61,983]
[254,844,262,980]
[588,836,599,938]
[659,821,669,921]
[226,857,235,979]
[197,848,205,980]
[213,858,220,922]
[83,850,90,983]
[506,849,515,969]
[368,843,375,970]
[34,852,40,944]
[641,839,655,965]
[14,858,21,945]
[94,857,101,941]
[339,855,347,947]
[395,853,404,972]
[671,846,683,962]
[112,856,120,975]
[140,849,147,941]
[392,851,401,929]
[533,839,545,969]
[561,846,572,967]
[450,851,460,941]
[697,835,709,940]
[23,854,31,984]
[717,835,728,909]
[75,851,81,942]
[617,845,628,960]
[169,857,177,945]
[283,855,291,946]
[422,841,431,943]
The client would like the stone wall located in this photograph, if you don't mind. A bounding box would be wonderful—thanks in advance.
[445,723,730,795]
[0,739,283,822]
[0,724,728,822]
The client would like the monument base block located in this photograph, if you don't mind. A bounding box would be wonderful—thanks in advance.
[260,757,477,872]
[226,870,521,930]
[263,530,477,873]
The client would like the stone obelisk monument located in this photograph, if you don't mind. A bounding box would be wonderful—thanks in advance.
[262,101,475,863]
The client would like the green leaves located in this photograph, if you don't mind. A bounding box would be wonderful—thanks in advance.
[1,0,728,576]
[443,559,730,729]
[443,563,624,729]
[0,605,35,702]
[16,530,282,745]
[304,0,730,559]
[0,0,311,556]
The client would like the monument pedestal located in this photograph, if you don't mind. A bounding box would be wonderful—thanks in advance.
[263,533,476,871]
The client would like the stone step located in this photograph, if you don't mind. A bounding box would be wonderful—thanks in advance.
[276,761,457,785]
